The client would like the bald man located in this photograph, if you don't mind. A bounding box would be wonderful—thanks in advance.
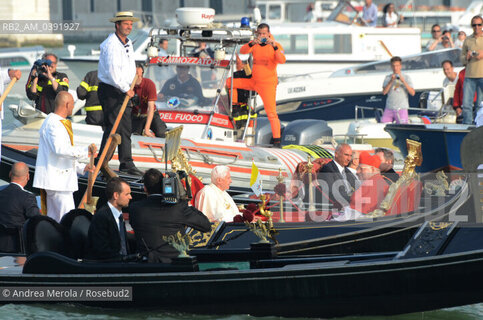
[33,91,97,222]
[0,162,40,252]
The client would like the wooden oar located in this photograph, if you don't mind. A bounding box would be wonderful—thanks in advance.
[78,75,138,210]
[0,78,17,112]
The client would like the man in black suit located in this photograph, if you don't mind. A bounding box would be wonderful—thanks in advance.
[316,143,357,210]
[0,162,40,252]
[87,177,131,260]
[129,169,211,263]
[375,148,400,183]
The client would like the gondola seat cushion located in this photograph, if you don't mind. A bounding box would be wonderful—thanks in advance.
[0,224,23,253]
[22,215,72,257]
[60,209,93,259]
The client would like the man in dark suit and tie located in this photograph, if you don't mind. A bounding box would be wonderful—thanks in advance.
[129,169,211,263]
[87,177,131,260]
[316,143,357,210]
[0,162,40,253]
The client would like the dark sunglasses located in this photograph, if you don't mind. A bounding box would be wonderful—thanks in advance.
[472,23,482,27]
[432,29,441,33]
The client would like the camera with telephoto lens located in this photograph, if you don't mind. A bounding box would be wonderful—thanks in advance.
[32,59,52,79]
[442,36,449,41]
[261,38,267,43]
[161,170,191,204]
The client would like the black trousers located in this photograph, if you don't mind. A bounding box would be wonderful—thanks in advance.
[97,82,134,170]
[86,110,104,127]
[132,111,167,138]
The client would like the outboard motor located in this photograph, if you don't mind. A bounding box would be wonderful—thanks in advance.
[254,117,273,145]
[281,119,332,146]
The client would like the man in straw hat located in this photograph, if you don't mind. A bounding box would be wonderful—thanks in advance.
[96,11,143,176]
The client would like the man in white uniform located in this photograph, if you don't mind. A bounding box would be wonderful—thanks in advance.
[0,68,21,158]
[96,11,143,176]
[33,91,97,222]
[195,165,239,222]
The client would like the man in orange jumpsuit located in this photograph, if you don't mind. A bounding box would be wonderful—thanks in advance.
[228,23,286,147]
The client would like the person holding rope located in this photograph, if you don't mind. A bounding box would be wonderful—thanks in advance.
[96,11,143,176]
[129,169,210,263]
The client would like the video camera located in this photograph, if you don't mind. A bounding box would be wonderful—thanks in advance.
[162,170,192,204]
[32,59,52,78]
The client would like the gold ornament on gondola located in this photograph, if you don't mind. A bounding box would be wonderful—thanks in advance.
[163,231,192,258]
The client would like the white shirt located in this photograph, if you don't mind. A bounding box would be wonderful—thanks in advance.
[443,76,458,87]
[108,201,123,231]
[98,33,136,93]
[195,183,239,222]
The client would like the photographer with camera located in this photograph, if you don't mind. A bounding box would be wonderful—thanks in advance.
[129,169,210,263]
[26,53,69,114]
[460,15,483,124]
[132,63,167,138]
[381,56,415,123]
[227,23,286,148]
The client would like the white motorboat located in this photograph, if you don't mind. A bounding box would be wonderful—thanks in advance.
[4,14,376,191]
[61,1,421,77]
[268,48,463,127]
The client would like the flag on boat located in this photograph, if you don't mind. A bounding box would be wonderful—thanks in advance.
[250,161,262,196]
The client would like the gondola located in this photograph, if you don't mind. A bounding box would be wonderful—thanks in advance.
[1,220,483,318]
[0,141,473,259]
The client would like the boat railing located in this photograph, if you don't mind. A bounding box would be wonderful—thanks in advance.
[333,133,367,144]
[354,105,384,121]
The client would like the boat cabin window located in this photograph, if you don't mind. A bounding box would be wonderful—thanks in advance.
[145,63,230,115]
[277,34,308,54]
[314,34,352,54]
[0,57,30,68]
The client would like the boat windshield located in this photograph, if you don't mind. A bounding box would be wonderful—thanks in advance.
[144,61,231,115]
[333,48,463,76]
[326,0,359,25]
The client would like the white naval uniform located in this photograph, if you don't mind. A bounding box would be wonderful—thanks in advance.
[195,183,239,222]
[33,113,89,222]
[0,68,12,159]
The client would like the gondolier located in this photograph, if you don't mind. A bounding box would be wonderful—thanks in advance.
[96,11,143,176]
[77,70,103,126]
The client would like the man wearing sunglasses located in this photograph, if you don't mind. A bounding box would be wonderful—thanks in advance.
[460,15,483,124]
[426,24,445,51]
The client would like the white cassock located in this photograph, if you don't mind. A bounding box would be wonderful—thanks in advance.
[33,113,89,222]
[0,68,12,159]
[195,183,239,222]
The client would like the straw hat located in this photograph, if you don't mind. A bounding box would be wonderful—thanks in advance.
[109,11,140,23]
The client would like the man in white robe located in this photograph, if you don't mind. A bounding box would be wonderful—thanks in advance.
[195,165,239,222]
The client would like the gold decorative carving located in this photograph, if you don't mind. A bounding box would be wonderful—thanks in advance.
[188,222,220,248]
[429,221,452,230]
[162,231,192,258]
[246,194,279,243]
[424,171,449,196]
[245,219,271,243]
[369,139,422,217]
